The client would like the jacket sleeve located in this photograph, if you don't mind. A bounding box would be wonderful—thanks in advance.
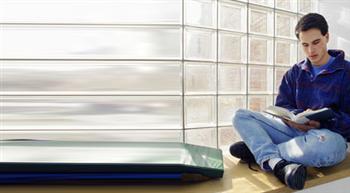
[275,67,304,115]
[324,67,350,141]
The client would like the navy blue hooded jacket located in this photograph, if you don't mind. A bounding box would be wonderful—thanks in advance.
[276,50,350,142]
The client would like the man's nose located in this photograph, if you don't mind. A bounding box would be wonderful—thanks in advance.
[308,45,315,54]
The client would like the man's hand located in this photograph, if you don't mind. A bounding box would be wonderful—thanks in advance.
[284,120,321,132]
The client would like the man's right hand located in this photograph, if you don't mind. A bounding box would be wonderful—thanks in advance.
[283,120,321,132]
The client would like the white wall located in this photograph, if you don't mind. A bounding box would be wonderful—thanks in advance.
[319,0,350,59]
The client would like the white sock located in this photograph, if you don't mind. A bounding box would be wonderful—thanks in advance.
[268,158,282,170]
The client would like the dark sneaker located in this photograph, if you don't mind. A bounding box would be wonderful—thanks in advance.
[273,159,307,190]
[229,141,257,171]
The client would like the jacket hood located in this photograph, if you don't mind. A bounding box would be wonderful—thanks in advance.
[299,49,346,72]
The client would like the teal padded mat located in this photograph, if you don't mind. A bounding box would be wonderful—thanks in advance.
[0,140,224,183]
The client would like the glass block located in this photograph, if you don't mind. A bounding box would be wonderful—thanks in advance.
[0,0,182,24]
[185,128,217,148]
[249,36,273,65]
[273,94,277,105]
[248,95,273,112]
[1,130,183,143]
[185,96,216,128]
[275,0,297,12]
[0,25,182,60]
[185,0,217,28]
[185,27,216,61]
[219,0,247,32]
[298,14,302,22]
[275,12,297,38]
[249,6,274,35]
[219,126,241,153]
[1,61,182,95]
[218,95,246,126]
[248,66,273,94]
[218,64,247,94]
[185,62,216,94]
[299,0,318,14]
[249,0,274,7]
[219,31,247,63]
[275,39,298,66]
[1,96,182,130]
[274,67,289,94]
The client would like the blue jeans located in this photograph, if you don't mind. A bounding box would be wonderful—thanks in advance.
[232,109,348,171]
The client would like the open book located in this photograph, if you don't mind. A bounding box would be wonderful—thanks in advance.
[263,106,334,124]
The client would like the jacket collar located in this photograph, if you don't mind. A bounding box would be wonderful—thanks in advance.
[300,49,346,73]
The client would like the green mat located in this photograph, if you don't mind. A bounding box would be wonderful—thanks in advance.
[0,140,224,183]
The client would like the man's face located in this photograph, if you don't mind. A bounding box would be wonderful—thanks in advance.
[299,28,329,66]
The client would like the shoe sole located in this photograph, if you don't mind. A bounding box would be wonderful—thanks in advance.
[286,165,307,190]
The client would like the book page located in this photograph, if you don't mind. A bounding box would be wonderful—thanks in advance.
[264,106,295,121]
[295,108,326,119]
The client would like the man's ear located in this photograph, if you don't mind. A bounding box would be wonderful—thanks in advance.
[325,33,330,42]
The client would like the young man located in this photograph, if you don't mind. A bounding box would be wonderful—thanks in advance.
[230,13,350,190]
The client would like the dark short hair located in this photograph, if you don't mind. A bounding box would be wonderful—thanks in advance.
[295,13,328,39]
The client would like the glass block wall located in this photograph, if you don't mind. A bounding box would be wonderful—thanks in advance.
[0,0,318,151]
